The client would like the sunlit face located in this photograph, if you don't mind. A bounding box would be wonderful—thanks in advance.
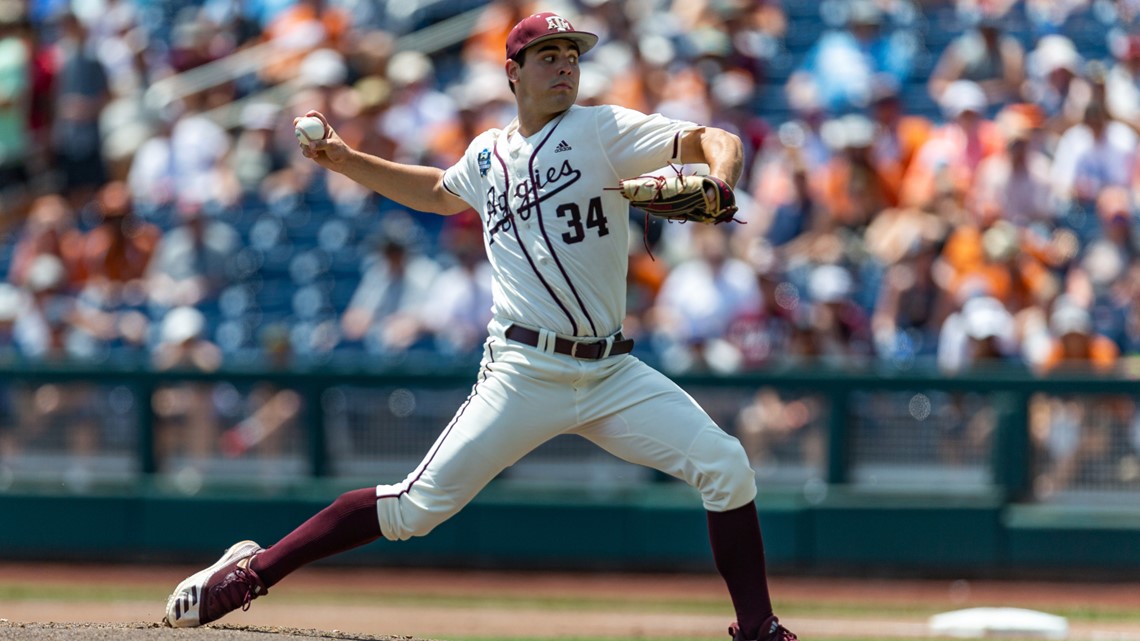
[508,39,581,120]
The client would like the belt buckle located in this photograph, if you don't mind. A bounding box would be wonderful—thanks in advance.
[569,340,582,359]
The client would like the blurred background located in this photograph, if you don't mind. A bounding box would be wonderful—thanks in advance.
[3,0,1140,577]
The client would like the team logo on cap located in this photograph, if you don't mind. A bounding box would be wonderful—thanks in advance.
[545,15,572,32]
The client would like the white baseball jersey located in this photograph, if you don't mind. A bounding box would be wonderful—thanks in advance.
[443,104,695,338]
[372,104,757,542]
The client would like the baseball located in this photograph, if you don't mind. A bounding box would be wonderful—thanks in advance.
[294,116,326,146]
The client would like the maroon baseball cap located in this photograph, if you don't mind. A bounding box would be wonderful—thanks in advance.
[506,12,598,60]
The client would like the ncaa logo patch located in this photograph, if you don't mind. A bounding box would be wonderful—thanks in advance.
[478,149,491,176]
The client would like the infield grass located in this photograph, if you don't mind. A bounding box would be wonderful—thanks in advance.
[0,582,1117,618]
[3,579,1140,626]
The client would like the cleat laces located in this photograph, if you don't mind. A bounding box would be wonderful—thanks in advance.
[728,618,798,641]
[205,562,266,620]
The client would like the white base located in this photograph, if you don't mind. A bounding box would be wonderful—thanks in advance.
[929,607,1069,639]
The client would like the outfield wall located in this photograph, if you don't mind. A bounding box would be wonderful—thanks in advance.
[1,364,1139,577]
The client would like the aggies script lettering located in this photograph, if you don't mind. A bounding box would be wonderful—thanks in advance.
[485,159,582,244]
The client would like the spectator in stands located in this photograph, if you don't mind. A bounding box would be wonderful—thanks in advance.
[1023,0,1094,36]
[940,196,1037,313]
[263,51,371,210]
[1029,298,1127,497]
[1105,34,1140,134]
[1038,298,1119,373]
[415,213,493,359]
[746,121,818,247]
[715,1,788,86]
[127,110,177,210]
[152,305,223,477]
[74,181,159,354]
[707,67,769,183]
[169,88,235,208]
[12,254,79,361]
[801,262,872,365]
[5,253,102,488]
[341,75,398,161]
[624,216,668,344]
[11,243,130,361]
[259,0,351,86]
[379,50,459,165]
[1049,101,1137,239]
[145,199,241,310]
[785,0,915,114]
[900,80,1003,209]
[649,223,762,373]
[80,181,160,297]
[1109,0,1140,26]
[8,194,83,293]
[655,63,714,126]
[937,291,1021,373]
[0,11,31,222]
[427,73,514,169]
[24,12,55,188]
[1110,259,1140,354]
[168,7,231,74]
[461,0,537,68]
[88,0,148,97]
[1033,390,1130,496]
[339,213,440,357]
[49,12,110,210]
[1023,34,1089,136]
[227,102,289,199]
[866,207,952,362]
[220,324,302,458]
[10,0,1140,379]
[735,387,825,476]
[729,241,798,369]
[867,76,933,193]
[1087,185,1139,268]
[927,12,1025,114]
[969,103,1054,228]
[816,113,898,230]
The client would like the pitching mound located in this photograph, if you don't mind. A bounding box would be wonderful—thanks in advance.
[0,621,440,641]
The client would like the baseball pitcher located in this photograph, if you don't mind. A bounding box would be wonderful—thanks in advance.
[164,11,795,641]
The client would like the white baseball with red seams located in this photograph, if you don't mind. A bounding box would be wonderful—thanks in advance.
[294,116,325,146]
[371,104,757,541]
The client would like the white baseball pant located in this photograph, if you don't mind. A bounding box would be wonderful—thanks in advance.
[374,317,756,541]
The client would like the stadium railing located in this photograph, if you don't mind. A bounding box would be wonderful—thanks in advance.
[4,362,1140,574]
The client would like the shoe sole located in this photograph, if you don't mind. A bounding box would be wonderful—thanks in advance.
[163,540,263,628]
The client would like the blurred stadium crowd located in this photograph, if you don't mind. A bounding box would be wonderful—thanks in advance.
[2,0,1140,377]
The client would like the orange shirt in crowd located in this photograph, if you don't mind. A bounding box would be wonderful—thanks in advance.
[1041,334,1119,373]
[899,119,1005,208]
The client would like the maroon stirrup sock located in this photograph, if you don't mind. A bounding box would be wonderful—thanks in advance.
[707,502,774,640]
[253,487,381,587]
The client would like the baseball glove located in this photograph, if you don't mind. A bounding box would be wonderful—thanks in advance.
[613,175,739,224]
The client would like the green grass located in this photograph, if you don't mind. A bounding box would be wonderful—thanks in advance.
[5,580,1140,626]
[0,583,161,602]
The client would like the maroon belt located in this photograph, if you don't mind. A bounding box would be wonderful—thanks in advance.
[505,324,634,360]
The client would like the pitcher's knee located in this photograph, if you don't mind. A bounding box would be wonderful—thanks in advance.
[374,486,458,542]
[690,430,757,512]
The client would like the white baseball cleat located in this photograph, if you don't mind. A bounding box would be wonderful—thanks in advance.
[163,540,267,628]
